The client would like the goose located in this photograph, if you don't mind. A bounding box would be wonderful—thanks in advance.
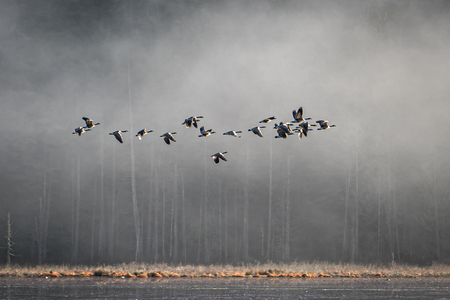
[223,130,242,138]
[211,151,228,164]
[198,126,216,137]
[136,128,153,140]
[259,116,276,123]
[295,121,313,139]
[316,120,336,130]
[82,117,100,129]
[248,126,265,137]
[274,122,294,135]
[275,127,289,139]
[73,126,91,136]
[292,107,312,123]
[109,130,128,143]
[182,116,203,128]
[160,132,177,145]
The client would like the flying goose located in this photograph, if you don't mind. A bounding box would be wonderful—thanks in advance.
[211,151,228,164]
[198,126,216,137]
[292,107,312,123]
[274,122,294,135]
[73,126,91,136]
[248,126,265,137]
[182,116,203,128]
[275,127,289,139]
[259,116,276,123]
[223,130,242,138]
[316,120,336,130]
[136,128,153,140]
[160,132,177,145]
[82,117,100,129]
[109,130,128,143]
[295,121,313,139]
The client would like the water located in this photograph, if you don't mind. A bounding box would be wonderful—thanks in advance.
[1,277,450,299]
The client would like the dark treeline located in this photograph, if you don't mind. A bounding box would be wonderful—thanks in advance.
[1,0,450,266]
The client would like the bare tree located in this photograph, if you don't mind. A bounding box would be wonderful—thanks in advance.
[153,169,159,262]
[243,138,249,261]
[433,157,440,261]
[72,157,81,263]
[98,124,105,261]
[342,168,351,261]
[126,0,141,262]
[108,142,116,261]
[6,213,15,267]
[267,137,273,260]
[181,169,187,264]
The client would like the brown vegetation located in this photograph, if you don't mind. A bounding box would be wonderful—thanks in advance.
[1,262,450,279]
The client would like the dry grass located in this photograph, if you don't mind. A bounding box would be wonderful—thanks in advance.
[1,261,449,278]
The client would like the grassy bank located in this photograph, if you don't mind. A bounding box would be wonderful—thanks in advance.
[1,262,449,279]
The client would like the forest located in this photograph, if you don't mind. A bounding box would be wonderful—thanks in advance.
[0,0,450,266]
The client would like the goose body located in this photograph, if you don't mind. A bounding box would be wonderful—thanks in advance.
[198,126,216,137]
[109,130,128,143]
[292,107,312,123]
[82,117,100,129]
[182,116,203,128]
[223,130,242,138]
[136,128,153,140]
[160,132,177,145]
[73,126,91,136]
[316,120,336,130]
[248,126,265,137]
[211,151,228,164]
[259,116,276,123]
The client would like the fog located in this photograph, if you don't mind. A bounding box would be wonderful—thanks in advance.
[1,0,450,265]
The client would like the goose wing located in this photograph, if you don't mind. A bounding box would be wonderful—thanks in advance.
[162,135,171,145]
[218,152,227,161]
[82,117,94,128]
[168,133,176,142]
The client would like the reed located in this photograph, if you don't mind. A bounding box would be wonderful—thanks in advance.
[1,261,450,278]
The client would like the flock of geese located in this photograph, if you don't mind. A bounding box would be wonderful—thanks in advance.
[72,107,335,164]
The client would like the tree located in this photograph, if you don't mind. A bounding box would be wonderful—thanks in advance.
[6,212,15,267]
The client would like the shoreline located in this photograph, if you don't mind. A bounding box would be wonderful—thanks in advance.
[1,262,450,279]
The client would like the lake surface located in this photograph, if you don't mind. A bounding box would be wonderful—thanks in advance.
[1,277,450,299]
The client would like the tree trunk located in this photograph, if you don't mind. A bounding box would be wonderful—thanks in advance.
[126,0,141,262]
[171,162,178,263]
[98,125,105,261]
[267,138,273,260]
[377,170,382,262]
[203,140,210,264]
[197,204,202,264]
[285,153,291,262]
[153,170,159,262]
[224,194,228,262]
[218,182,222,262]
[6,212,14,267]
[108,142,116,261]
[181,170,187,264]
[343,168,351,261]
[433,157,441,261]
[353,130,359,262]
[72,157,81,263]
[243,138,249,261]
[90,180,98,264]
[162,178,166,262]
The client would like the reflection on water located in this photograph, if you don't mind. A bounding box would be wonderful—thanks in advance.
[1,277,450,299]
